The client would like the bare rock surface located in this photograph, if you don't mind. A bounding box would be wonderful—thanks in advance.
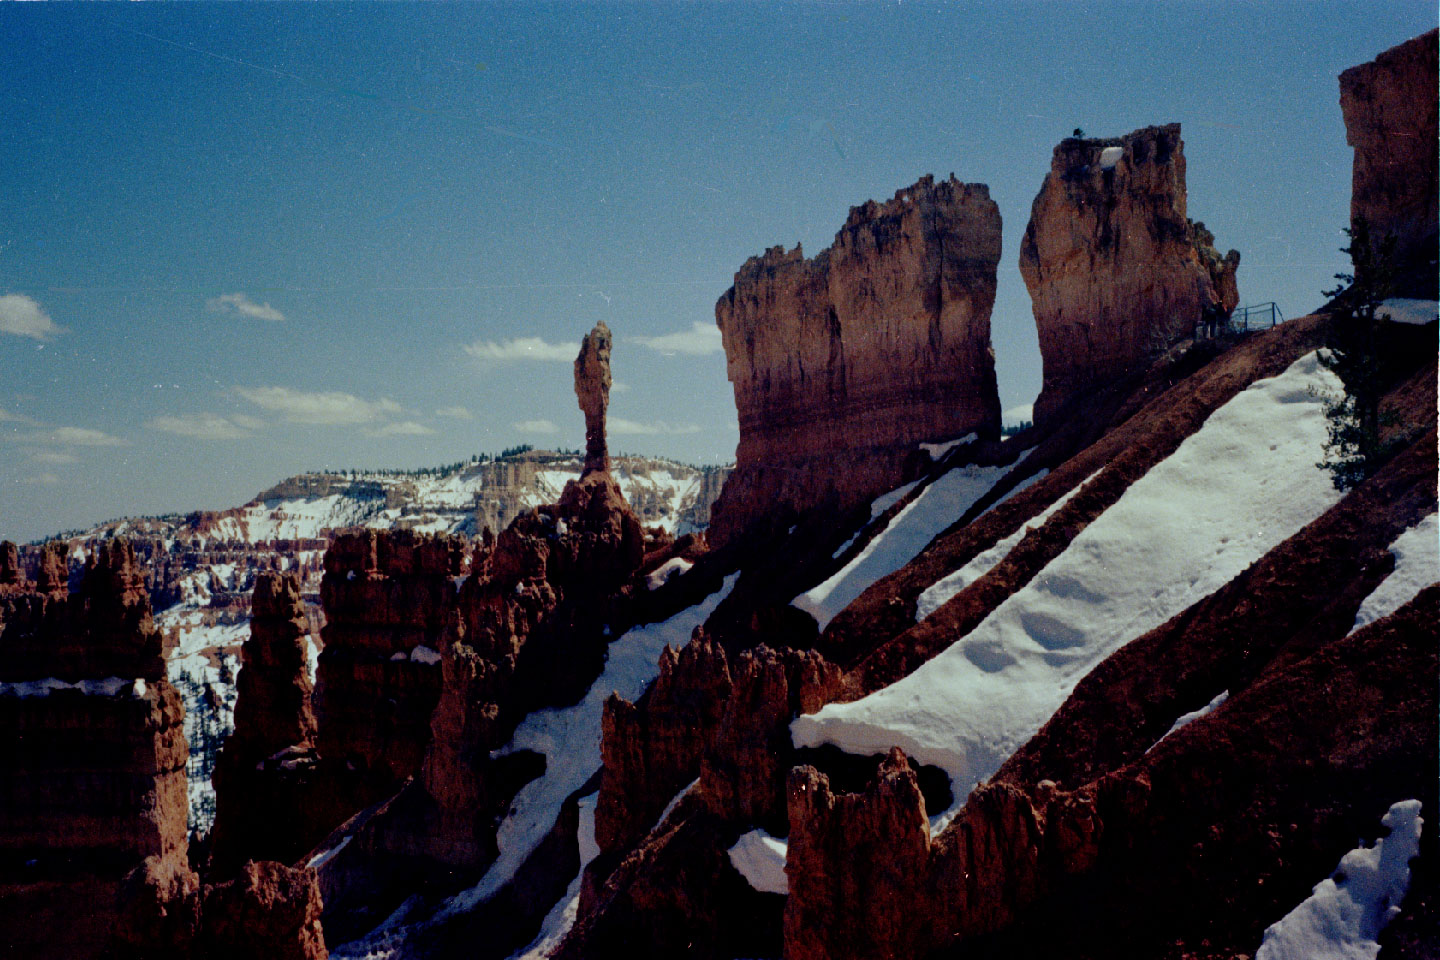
[1340,29,1439,296]
[710,175,1003,549]
[1020,124,1239,423]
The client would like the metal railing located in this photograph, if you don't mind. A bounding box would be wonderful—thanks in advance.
[1230,301,1284,332]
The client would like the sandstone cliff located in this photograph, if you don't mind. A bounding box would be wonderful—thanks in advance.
[1340,29,1439,296]
[1019,124,1240,423]
[709,175,1003,549]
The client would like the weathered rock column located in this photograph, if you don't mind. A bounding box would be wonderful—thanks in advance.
[576,320,613,477]
[1340,29,1439,296]
[1019,124,1239,423]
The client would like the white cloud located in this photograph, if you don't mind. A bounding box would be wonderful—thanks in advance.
[230,413,267,431]
[373,420,436,437]
[1002,403,1034,427]
[0,294,65,340]
[147,413,256,441]
[632,322,723,356]
[207,292,285,323]
[609,417,702,436]
[20,472,61,486]
[236,386,401,425]
[611,381,631,394]
[464,337,576,362]
[28,451,78,465]
[48,426,126,446]
[512,419,559,434]
[436,405,473,420]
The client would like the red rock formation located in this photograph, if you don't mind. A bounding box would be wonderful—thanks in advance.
[710,175,1003,548]
[1020,124,1240,423]
[314,529,465,800]
[1340,29,1439,295]
[784,588,1437,959]
[210,572,327,874]
[575,320,613,477]
[0,539,195,960]
[197,860,328,960]
[785,750,933,960]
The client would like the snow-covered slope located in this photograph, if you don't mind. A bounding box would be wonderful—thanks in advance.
[792,351,1346,795]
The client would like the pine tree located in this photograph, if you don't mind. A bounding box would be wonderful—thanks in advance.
[1316,219,1399,491]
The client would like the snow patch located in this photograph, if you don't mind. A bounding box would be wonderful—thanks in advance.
[1098,145,1124,168]
[0,676,144,698]
[914,468,1085,623]
[919,433,976,461]
[505,794,599,960]
[646,557,693,591]
[409,644,441,665]
[1350,513,1438,634]
[793,352,1344,794]
[728,829,789,895]
[869,480,920,520]
[795,460,1021,630]
[307,834,352,869]
[1148,690,1228,753]
[1256,799,1423,960]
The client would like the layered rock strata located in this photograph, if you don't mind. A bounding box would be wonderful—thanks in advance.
[0,539,193,959]
[1340,29,1439,296]
[314,529,466,804]
[1019,123,1240,423]
[709,175,1003,549]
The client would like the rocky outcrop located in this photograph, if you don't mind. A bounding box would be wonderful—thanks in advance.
[210,572,329,874]
[1340,29,1439,296]
[785,750,933,960]
[197,860,328,960]
[314,529,465,802]
[1020,124,1240,423]
[0,539,194,959]
[709,175,1003,549]
[575,321,613,476]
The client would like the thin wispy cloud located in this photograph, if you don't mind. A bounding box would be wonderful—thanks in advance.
[0,294,66,340]
[236,386,401,425]
[464,337,576,362]
[436,405,473,420]
[611,381,631,394]
[28,451,79,465]
[7,426,128,447]
[20,472,62,486]
[511,418,559,434]
[631,322,723,356]
[372,420,435,437]
[147,413,257,441]
[609,417,702,436]
[207,292,286,323]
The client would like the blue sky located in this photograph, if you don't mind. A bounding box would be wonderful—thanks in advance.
[1,2,1431,543]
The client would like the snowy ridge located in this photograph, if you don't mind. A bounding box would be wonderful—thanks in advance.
[793,352,1346,795]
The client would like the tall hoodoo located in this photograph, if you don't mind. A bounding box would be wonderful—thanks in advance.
[210,571,321,873]
[576,320,614,477]
[1019,124,1240,424]
[1339,28,1439,296]
[710,175,1003,549]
